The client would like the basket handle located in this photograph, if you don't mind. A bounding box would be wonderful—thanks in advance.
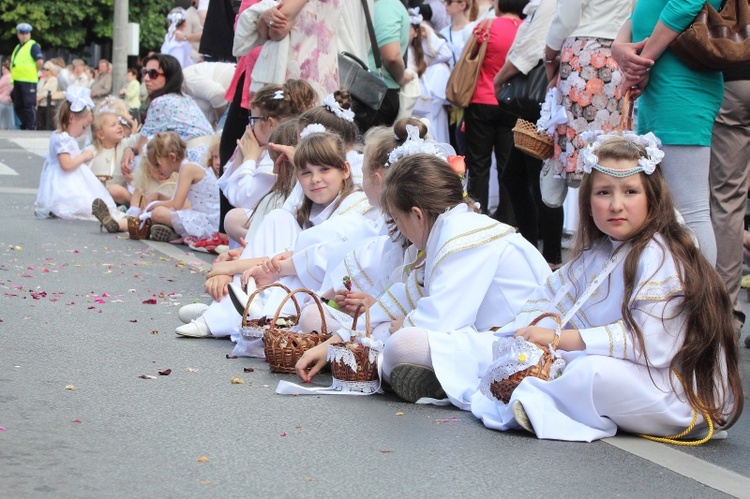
[241,282,294,327]
[528,312,562,351]
[350,301,372,340]
[271,288,327,335]
[617,89,633,132]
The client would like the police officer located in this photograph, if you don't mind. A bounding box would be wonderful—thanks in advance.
[10,23,43,130]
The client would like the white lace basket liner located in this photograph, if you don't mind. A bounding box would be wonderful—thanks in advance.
[275,301,384,396]
[479,312,565,404]
[240,282,297,341]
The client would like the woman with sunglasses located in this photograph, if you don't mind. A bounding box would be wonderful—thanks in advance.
[120,53,213,179]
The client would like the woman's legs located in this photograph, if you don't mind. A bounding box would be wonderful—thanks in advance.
[660,145,716,264]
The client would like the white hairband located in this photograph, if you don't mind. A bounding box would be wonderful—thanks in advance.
[322,94,355,123]
[408,7,423,25]
[64,86,95,113]
[580,131,664,177]
[300,123,326,139]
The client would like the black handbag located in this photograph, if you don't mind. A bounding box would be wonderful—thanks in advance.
[497,62,549,121]
[338,0,387,111]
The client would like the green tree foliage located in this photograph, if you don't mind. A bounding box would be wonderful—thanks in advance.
[1,0,172,59]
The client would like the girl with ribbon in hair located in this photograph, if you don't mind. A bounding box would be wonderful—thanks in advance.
[293,125,549,403]
[34,86,122,223]
[472,134,743,442]
[161,8,195,69]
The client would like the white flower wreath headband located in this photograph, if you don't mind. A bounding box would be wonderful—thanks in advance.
[322,94,355,123]
[579,130,665,178]
[384,124,455,168]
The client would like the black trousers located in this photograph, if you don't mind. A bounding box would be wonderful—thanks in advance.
[502,145,563,264]
[217,73,249,233]
[464,103,516,215]
[12,82,37,130]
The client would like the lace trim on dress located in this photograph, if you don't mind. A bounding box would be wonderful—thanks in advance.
[632,274,683,303]
[429,223,513,280]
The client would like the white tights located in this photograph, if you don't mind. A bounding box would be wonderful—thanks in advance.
[380,327,433,383]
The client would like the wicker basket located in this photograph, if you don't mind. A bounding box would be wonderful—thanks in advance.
[513,118,554,160]
[239,282,296,341]
[489,313,562,403]
[328,302,379,385]
[127,216,152,240]
[263,288,331,374]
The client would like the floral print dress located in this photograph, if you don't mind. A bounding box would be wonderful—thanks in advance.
[285,0,340,100]
[553,37,626,184]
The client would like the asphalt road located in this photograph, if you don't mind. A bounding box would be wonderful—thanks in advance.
[2,131,750,498]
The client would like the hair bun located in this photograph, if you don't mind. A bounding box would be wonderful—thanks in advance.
[393,117,428,142]
[334,89,352,110]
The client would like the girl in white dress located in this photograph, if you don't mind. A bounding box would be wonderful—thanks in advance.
[219,80,317,246]
[471,135,744,441]
[34,86,121,222]
[294,131,550,404]
[176,130,374,342]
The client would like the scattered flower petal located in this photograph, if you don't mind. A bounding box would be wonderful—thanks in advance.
[142,298,157,305]
[280,432,286,437]
[151,330,158,335]
[186,368,199,372]
[231,377,244,384]
[139,374,156,379]
[65,385,76,390]
[197,456,208,463]
[243,367,254,373]
[226,354,238,359]
[72,419,82,423]
[158,369,172,376]
[379,450,394,453]
[395,412,404,416]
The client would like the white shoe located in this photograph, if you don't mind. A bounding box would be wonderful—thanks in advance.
[228,278,262,318]
[175,317,212,338]
[177,303,209,324]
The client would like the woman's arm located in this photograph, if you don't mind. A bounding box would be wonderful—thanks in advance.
[266,0,307,40]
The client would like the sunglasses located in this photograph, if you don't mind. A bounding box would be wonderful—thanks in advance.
[141,68,164,79]
[248,115,266,127]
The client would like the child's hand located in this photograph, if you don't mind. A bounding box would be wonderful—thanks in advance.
[214,248,242,264]
[268,142,296,166]
[334,290,375,316]
[295,342,329,383]
[514,326,556,346]
[268,250,293,274]
[121,147,135,176]
[250,261,279,287]
[204,274,232,301]
[237,126,261,163]
[81,150,95,163]
[388,316,405,334]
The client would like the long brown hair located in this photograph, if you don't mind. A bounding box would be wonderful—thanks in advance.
[292,132,354,228]
[409,24,427,78]
[573,136,743,428]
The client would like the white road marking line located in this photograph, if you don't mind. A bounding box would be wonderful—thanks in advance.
[142,239,212,272]
[604,435,749,497]
[0,161,19,175]
[0,187,37,194]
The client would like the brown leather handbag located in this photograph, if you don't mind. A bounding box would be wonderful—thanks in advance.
[670,0,750,72]
[446,19,493,108]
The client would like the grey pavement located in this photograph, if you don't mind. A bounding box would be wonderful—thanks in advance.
[1,131,750,498]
